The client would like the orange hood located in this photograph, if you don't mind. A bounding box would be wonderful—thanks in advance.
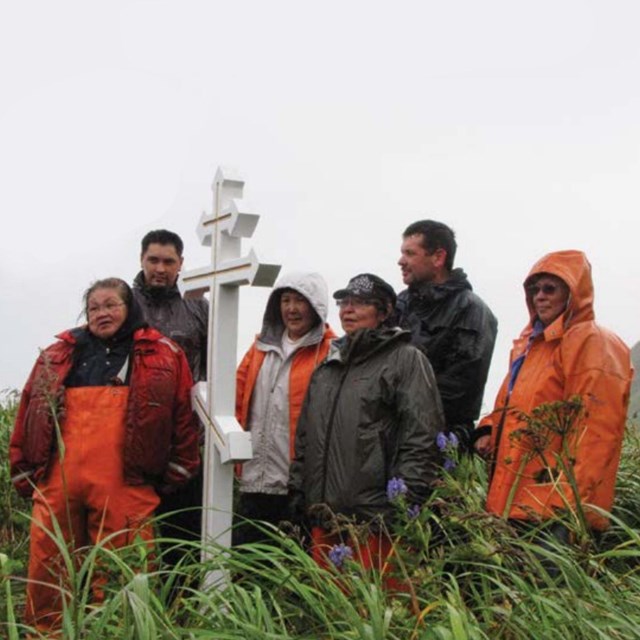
[524,250,595,331]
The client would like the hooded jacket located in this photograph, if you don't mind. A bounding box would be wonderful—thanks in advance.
[133,271,208,382]
[10,326,200,497]
[396,268,497,447]
[289,327,444,525]
[236,272,336,494]
[479,250,632,530]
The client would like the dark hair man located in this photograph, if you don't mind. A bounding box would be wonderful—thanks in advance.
[134,229,207,381]
[396,220,498,451]
[133,229,208,572]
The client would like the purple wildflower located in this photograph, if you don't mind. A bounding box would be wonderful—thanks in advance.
[436,431,448,451]
[448,432,459,448]
[407,504,421,520]
[387,477,408,501]
[444,457,457,472]
[328,543,353,569]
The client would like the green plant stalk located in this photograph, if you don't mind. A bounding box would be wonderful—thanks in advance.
[502,454,531,519]
[1,553,18,640]
[553,450,589,536]
[46,392,77,555]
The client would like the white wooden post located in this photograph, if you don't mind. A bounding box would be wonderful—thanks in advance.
[180,166,280,561]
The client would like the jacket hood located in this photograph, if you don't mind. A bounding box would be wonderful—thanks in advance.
[259,271,329,342]
[523,250,594,329]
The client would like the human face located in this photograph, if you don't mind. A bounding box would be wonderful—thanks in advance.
[527,275,570,327]
[87,288,128,339]
[338,297,387,336]
[141,243,184,288]
[398,234,444,286]
[280,291,316,339]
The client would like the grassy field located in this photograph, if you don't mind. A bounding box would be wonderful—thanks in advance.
[2,391,640,639]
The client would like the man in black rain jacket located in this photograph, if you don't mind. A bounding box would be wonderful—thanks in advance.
[396,220,497,451]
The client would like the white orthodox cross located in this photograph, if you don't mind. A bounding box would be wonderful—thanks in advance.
[180,166,280,556]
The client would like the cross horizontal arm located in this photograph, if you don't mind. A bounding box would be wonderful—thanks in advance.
[181,249,281,294]
[197,207,260,246]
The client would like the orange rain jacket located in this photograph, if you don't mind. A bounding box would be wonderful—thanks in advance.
[479,250,632,530]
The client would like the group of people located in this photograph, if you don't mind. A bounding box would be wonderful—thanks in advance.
[10,222,633,632]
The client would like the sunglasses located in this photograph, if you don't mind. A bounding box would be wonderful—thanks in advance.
[526,283,560,296]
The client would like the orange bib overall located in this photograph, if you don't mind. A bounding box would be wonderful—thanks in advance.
[26,386,160,632]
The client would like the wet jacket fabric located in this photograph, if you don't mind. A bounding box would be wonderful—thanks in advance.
[236,272,336,494]
[396,268,498,447]
[10,326,200,497]
[289,327,444,525]
[479,251,632,530]
[133,271,208,382]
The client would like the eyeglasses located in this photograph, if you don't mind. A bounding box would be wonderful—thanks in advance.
[336,297,377,309]
[526,283,560,296]
[87,302,125,316]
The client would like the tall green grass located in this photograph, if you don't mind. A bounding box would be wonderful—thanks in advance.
[0,390,30,636]
[2,392,640,638]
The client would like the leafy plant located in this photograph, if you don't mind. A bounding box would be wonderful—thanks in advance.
[2,393,640,638]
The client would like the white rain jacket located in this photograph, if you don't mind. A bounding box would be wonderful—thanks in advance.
[237,272,334,495]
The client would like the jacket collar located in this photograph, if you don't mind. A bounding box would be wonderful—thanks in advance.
[133,270,181,303]
[257,321,327,352]
[328,327,411,365]
[407,268,472,303]
[522,250,594,335]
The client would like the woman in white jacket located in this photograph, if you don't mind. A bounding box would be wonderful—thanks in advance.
[234,272,336,545]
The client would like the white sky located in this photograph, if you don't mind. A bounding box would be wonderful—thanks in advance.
[2,0,639,414]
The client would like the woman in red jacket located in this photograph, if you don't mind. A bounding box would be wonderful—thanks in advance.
[10,277,200,633]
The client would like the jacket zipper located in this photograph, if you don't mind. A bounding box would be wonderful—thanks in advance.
[320,363,352,502]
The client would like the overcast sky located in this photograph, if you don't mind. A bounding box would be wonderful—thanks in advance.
[2,1,639,413]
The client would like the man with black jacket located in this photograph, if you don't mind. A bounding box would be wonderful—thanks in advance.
[396,220,497,452]
[133,229,208,570]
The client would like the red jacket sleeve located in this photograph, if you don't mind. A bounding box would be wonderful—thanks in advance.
[162,348,201,488]
[9,370,36,497]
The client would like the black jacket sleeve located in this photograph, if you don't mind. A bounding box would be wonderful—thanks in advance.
[390,346,444,504]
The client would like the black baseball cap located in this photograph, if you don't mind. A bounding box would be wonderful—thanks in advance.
[333,273,396,307]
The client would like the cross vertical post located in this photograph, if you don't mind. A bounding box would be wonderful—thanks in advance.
[180,166,280,561]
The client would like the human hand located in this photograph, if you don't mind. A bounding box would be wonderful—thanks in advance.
[474,434,492,458]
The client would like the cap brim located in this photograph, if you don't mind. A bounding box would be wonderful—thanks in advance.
[333,288,350,300]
